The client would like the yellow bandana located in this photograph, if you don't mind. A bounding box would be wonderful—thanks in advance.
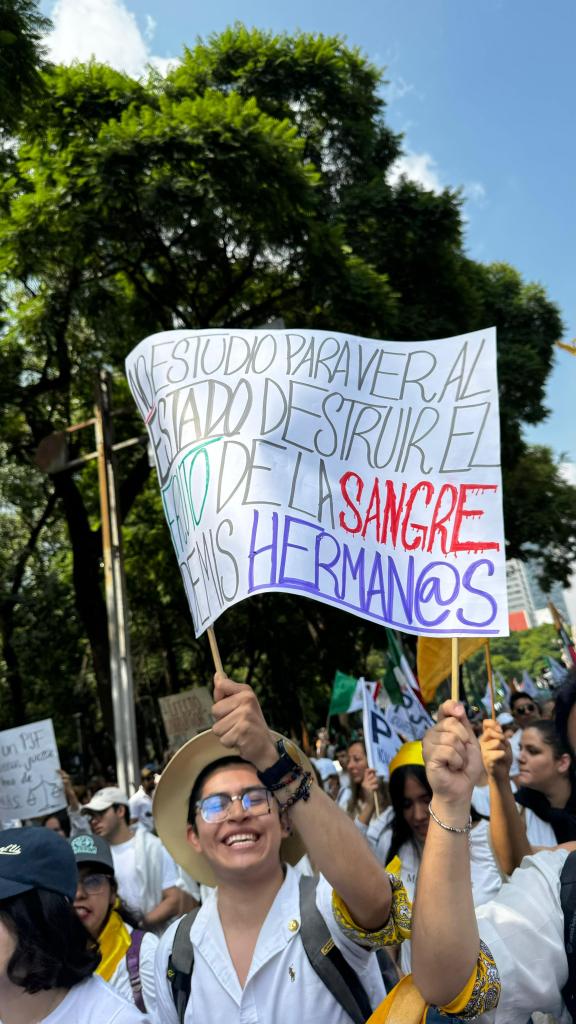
[96,909,132,981]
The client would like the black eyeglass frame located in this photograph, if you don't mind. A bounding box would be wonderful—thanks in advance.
[515,703,536,715]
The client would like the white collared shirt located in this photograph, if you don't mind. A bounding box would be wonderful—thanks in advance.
[475,848,571,1023]
[154,865,387,1024]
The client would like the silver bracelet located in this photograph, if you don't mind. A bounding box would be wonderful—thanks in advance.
[428,802,472,834]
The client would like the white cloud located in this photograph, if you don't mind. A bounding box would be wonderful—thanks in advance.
[386,76,415,104]
[388,151,443,193]
[45,0,177,78]
[463,181,486,205]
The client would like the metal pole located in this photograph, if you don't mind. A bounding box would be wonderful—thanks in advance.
[94,370,139,795]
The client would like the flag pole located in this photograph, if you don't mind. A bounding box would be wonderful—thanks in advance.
[484,640,496,721]
[207,626,224,675]
[374,792,381,817]
[451,637,459,702]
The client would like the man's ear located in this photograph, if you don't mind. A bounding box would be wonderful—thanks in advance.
[186,823,202,852]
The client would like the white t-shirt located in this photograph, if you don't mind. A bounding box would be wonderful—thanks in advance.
[111,837,179,918]
[129,789,155,832]
[0,975,150,1023]
[108,927,158,1016]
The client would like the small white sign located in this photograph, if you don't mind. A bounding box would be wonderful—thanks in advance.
[0,720,65,822]
[362,683,402,780]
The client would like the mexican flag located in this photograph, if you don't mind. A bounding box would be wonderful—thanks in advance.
[328,672,378,715]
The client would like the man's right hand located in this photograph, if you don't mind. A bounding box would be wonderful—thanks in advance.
[480,719,513,782]
[423,701,483,808]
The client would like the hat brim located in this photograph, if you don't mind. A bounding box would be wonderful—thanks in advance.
[153,729,312,887]
[0,877,34,900]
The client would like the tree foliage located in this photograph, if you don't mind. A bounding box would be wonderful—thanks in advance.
[0,26,572,764]
[0,0,51,132]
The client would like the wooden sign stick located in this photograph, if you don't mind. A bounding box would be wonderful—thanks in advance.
[484,639,496,721]
[451,637,459,703]
[207,625,224,675]
[373,792,381,818]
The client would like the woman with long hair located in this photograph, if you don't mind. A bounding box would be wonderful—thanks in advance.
[0,827,149,1023]
[71,833,158,1014]
[481,716,576,875]
[346,738,388,824]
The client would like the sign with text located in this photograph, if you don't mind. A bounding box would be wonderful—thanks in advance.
[159,687,213,750]
[0,719,64,822]
[385,682,434,741]
[126,327,508,638]
[362,683,402,780]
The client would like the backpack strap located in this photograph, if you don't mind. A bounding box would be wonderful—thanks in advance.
[167,909,201,1024]
[560,851,576,1021]
[125,928,146,1013]
[298,875,375,1024]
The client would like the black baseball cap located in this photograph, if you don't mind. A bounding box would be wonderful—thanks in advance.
[0,827,77,901]
[70,833,114,872]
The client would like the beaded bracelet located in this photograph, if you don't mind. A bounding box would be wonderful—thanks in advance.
[275,771,312,812]
[265,765,304,792]
[428,802,472,834]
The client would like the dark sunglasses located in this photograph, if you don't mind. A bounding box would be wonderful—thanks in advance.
[516,703,536,715]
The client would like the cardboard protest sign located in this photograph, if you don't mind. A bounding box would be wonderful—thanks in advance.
[0,720,65,822]
[126,327,508,639]
[362,682,402,780]
[159,687,213,750]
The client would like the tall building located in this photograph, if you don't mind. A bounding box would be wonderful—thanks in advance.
[506,557,571,631]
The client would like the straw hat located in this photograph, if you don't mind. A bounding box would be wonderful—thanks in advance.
[154,729,313,886]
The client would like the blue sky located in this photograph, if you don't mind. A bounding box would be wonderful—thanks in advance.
[41,0,576,467]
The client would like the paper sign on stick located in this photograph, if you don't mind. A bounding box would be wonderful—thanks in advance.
[362,682,402,780]
[126,328,508,639]
[0,719,65,822]
[385,683,434,741]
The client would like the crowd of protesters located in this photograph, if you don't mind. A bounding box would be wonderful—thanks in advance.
[2,665,576,1023]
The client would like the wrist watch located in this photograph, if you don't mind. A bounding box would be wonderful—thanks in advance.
[257,738,304,788]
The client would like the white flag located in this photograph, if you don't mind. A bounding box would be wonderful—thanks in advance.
[362,682,402,780]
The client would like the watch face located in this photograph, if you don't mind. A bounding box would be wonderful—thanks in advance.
[280,738,304,767]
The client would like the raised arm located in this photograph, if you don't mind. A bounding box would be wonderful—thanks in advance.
[211,673,392,931]
[480,719,531,875]
[412,700,483,1006]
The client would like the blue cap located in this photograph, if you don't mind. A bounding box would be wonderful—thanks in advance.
[0,827,78,901]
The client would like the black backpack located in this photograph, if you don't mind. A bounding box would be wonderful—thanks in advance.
[167,874,398,1024]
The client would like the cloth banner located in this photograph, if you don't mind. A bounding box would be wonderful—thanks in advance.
[0,719,65,822]
[417,635,487,703]
[126,327,508,639]
[329,672,379,715]
[362,682,402,780]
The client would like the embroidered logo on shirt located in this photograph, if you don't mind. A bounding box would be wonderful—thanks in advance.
[289,967,295,982]
[0,844,21,855]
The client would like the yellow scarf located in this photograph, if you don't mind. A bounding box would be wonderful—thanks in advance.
[96,910,132,982]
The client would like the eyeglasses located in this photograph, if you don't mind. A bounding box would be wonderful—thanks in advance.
[516,703,536,715]
[195,786,271,824]
[77,873,111,895]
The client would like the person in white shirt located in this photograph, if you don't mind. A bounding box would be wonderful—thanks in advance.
[70,833,158,1015]
[153,672,409,1024]
[508,691,542,777]
[0,826,149,1024]
[129,767,156,833]
[81,787,198,932]
[410,698,574,1023]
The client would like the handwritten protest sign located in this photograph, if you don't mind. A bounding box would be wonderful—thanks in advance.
[362,683,402,780]
[0,720,65,821]
[385,682,434,741]
[126,327,508,639]
[159,687,213,750]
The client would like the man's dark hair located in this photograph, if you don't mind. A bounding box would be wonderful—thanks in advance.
[112,802,129,821]
[510,691,540,712]
[555,668,576,752]
[187,756,252,831]
[0,888,100,993]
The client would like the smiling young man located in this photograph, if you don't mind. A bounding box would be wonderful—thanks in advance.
[153,673,408,1024]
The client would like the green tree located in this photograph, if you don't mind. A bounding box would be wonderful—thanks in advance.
[0,27,573,757]
[0,0,51,132]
